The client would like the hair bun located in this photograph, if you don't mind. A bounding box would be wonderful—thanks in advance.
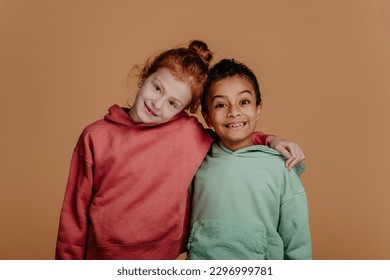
[188,40,213,67]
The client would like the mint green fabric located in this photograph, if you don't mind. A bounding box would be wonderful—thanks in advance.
[187,143,311,260]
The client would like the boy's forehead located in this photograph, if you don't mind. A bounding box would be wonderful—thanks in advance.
[209,76,255,97]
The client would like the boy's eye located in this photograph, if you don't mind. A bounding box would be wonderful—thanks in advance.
[215,103,226,109]
[240,99,250,105]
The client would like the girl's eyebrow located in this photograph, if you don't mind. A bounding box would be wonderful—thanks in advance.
[171,96,184,106]
[211,90,252,101]
[153,78,184,106]
[152,77,166,92]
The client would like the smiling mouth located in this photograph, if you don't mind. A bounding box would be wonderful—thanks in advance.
[224,121,247,128]
[144,102,157,116]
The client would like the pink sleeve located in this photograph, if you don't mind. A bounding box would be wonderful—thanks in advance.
[251,131,272,145]
[55,139,93,259]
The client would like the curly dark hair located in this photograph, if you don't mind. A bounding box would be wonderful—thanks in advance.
[201,59,261,113]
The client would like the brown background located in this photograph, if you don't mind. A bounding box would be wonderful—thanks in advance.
[1,0,389,259]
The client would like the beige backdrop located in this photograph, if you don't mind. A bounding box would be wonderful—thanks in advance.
[1,0,389,259]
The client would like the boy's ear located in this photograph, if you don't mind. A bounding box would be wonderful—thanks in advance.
[256,103,262,121]
[202,112,213,128]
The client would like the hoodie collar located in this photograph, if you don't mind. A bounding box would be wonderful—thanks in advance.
[215,142,281,156]
[213,142,305,176]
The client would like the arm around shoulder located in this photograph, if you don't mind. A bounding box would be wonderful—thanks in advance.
[266,135,306,170]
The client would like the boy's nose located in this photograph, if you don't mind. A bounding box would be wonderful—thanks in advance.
[227,105,241,117]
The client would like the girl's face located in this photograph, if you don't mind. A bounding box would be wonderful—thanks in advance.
[203,75,261,151]
[129,68,192,124]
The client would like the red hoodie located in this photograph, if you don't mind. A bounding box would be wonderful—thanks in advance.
[56,104,268,259]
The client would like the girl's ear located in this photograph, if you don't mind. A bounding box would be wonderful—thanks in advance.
[202,112,213,128]
[137,77,143,88]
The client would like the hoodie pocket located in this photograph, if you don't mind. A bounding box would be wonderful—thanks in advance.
[186,219,268,260]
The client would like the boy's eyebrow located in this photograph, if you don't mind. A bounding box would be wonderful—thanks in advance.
[211,90,253,101]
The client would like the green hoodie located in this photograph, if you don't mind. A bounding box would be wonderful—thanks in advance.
[187,142,311,260]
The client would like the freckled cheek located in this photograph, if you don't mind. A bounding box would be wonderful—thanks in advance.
[140,90,154,100]
[162,110,176,121]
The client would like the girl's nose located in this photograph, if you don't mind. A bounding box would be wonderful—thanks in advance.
[152,97,164,110]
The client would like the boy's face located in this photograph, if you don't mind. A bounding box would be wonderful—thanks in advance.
[203,75,261,151]
[129,68,191,124]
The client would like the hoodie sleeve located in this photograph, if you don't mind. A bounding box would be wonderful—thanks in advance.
[251,131,271,145]
[278,170,312,260]
[55,134,94,260]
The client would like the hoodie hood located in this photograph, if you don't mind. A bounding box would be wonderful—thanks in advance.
[213,142,305,176]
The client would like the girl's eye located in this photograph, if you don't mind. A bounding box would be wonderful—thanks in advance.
[240,100,250,105]
[154,85,161,93]
[169,101,177,108]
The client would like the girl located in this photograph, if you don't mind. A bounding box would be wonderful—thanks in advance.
[55,40,304,260]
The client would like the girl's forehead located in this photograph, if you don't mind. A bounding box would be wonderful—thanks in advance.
[150,68,191,99]
[150,68,176,80]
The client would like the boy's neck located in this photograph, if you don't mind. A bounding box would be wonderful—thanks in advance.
[219,139,254,152]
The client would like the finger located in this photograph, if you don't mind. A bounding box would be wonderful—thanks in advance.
[278,146,292,160]
[282,145,295,169]
[296,151,305,165]
[294,147,305,165]
[287,144,304,163]
[287,157,300,170]
[285,157,293,170]
[289,148,306,169]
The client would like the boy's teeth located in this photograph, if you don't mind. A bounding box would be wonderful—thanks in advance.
[227,122,244,128]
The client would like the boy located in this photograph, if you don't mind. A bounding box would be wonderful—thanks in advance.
[186,59,312,260]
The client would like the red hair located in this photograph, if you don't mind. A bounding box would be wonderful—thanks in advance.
[139,40,213,113]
